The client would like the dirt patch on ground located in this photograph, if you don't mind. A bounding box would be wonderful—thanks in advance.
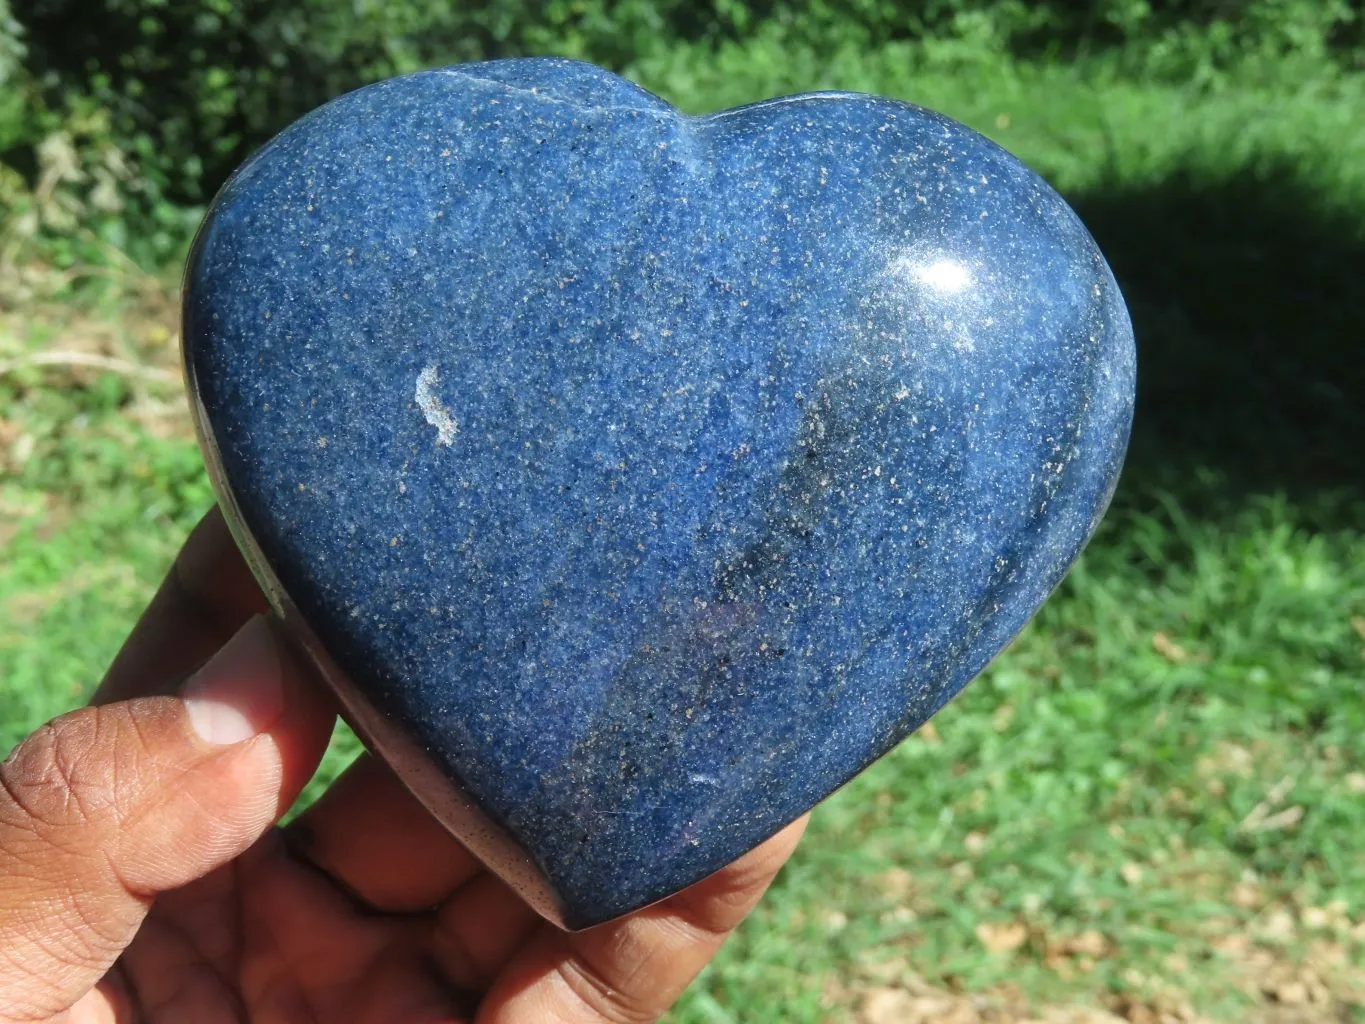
[1,281,192,460]
[824,897,1365,1024]
[835,967,1358,1024]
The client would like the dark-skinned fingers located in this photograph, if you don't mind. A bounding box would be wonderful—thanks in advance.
[110,865,248,1024]
[651,814,810,936]
[430,873,541,990]
[475,816,807,1024]
[349,949,477,1024]
[226,832,469,1023]
[285,753,483,913]
[240,950,468,1024]
[94,507,269,706]
[0,616,334,1021]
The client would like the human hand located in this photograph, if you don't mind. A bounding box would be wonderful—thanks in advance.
[0,509,806,1023]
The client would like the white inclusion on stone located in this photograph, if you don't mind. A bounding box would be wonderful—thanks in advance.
[415,363,458,446]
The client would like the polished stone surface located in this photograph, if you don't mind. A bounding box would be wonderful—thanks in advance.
[185,58,1135,927]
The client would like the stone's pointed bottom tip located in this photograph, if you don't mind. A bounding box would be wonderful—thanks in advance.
[184,57,1136,924]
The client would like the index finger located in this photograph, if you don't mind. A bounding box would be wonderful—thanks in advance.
[93,506,270,704]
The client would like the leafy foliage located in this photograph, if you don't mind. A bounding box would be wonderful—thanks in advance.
[3,0,1363,237]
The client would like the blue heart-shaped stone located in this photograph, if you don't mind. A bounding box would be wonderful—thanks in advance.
[185,58,1135,928]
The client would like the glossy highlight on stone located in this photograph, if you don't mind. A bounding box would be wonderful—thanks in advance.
[184,58,1136,928]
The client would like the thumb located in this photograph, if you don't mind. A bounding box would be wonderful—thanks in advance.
[0,615,336,1020]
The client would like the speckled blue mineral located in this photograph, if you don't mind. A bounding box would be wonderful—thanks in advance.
[185,58,1136,927]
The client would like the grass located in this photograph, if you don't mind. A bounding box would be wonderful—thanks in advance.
[2,36,1364,1023]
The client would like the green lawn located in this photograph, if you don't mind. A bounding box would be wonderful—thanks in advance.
[2,40,1363,1023]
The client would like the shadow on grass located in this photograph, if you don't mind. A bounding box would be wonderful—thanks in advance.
[1068,161,1365,529]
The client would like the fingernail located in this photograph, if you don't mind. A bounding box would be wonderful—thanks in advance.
[183,615,284,745]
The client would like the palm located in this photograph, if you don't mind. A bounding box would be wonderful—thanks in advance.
[103,755,794,1024]
[115,771,516,1023]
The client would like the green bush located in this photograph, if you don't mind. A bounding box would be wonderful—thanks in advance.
[2,0,1361,269]
[9,0,689,208]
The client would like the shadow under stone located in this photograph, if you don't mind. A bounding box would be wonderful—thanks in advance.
[1067,160,1365,528]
